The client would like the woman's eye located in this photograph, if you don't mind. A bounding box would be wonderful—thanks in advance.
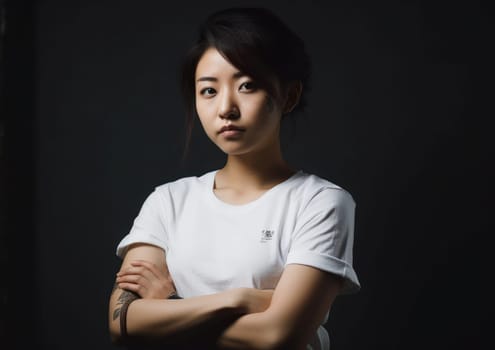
[200,87,216,96]
[239,81,256,91]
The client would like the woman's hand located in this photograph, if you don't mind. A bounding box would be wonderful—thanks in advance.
[116,260,176,299]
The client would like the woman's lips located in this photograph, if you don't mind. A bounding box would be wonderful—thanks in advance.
[218,125,245,137]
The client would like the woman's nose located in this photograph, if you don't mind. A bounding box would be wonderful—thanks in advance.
[218,90,240,120]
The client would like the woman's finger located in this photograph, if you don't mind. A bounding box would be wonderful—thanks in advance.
[117,265,155,281]
[117,274,173,299]
[116,274,150,286]
[130,260,169,280]
[118,282,147,296]
[118,260,176,299]
[130,260,175,289]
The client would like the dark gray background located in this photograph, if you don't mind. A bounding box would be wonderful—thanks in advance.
[2,0,489,349]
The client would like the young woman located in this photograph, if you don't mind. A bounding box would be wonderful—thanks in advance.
[108,7,360,350]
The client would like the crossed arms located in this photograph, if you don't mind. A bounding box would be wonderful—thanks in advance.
[108,243,342,349]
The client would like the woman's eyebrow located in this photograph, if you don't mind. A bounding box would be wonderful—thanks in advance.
[196,76,216,82]
[196,71,245,83]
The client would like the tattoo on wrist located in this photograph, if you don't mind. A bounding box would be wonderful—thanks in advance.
[113,284,139,321]
[112,283,140,340]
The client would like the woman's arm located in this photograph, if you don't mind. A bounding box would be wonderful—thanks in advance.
[121,257,342,349]
[108,243,272,346]
[216,264,343,350]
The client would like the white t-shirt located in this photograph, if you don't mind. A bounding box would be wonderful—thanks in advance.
[116,170,360,349]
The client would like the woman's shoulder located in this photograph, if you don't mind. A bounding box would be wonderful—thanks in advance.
[294,171,353,194]
[293,171,356,205]
[152,170,216,195]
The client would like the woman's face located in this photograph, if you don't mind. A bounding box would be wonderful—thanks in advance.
[195,47,284,156]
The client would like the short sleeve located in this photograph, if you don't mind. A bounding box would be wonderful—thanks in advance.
[116,189,169,258]
[286,188,360,294]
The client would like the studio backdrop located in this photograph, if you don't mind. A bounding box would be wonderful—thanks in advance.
[3,0,484,349]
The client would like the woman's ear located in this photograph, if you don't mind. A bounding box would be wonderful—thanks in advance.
[283,81,303,114]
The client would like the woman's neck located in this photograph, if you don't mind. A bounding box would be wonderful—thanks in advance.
[216,144,295,193]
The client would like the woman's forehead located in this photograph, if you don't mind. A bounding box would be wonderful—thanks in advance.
[195,48,243,80]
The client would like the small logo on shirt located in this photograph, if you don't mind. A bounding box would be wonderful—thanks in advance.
[260,229,275,243]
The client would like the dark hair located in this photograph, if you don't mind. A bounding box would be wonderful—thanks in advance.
[180,7,311,157]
